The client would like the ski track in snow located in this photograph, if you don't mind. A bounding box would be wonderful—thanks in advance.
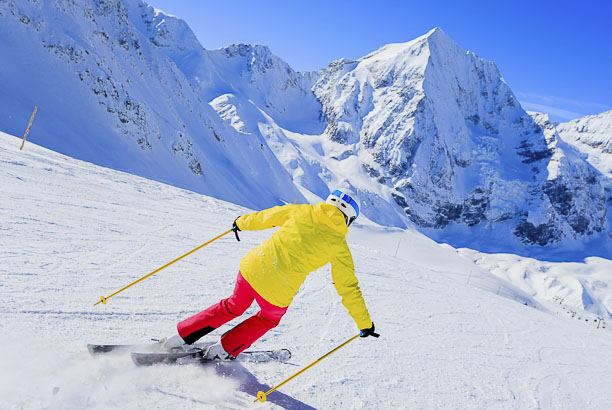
[2,131,612,409]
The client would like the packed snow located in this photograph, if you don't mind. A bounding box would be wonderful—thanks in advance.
[2,131,612,409]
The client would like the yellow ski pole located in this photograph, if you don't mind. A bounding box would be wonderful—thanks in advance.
[255,334,360,403]
[94,229,232,306]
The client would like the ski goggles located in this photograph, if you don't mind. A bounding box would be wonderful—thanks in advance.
[331,189,359,217]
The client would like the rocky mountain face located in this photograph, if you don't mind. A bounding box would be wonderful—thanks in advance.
[557,110,612,178]
[524,113,608,245]
[309,29,608,250]
[1,1,609,255]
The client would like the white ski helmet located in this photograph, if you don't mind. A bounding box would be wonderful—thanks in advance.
[326,189,360,227]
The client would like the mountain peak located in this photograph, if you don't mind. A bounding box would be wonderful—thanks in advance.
[213,43,286,75]
[423,26,467,57]
[358,27,461,66]
[424,26,447,40]
[220,43,272,58]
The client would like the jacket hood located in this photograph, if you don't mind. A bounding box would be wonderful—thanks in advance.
[315,203,349,235]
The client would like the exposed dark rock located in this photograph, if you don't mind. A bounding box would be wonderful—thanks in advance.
[514,219,559,246]
[435,203,463,228]
[331,150,354,161]
[362,163,380,178]
[409,212,433,228]
[516,140,553,164]
[462,188,488,226]
[455,156,472,168]
[189,158,202,175]
[391,192,409,208]
[543,181,573,217]
[569,215,590,235]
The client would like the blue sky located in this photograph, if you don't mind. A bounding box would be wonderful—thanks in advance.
[147,0,611,123]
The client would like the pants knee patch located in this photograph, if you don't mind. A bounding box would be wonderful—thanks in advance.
[224,298,245,317]
[257,312,281,327]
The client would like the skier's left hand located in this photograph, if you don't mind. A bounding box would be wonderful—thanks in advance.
[232,217,241,241]
[360,322,380,338]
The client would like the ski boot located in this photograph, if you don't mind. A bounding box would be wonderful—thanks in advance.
[203,341,235,361]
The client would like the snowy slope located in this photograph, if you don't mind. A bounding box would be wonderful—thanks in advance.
[557,110,612,178]
[461,249,612,322]
[3,131,612,409]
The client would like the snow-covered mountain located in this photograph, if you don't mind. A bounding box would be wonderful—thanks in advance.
[207,28,610,254]
[557,110,612,178]
[307,30,608,253]
[0,0,305,210]
[1,0,610,257]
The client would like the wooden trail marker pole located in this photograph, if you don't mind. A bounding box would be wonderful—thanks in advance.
[394,237,402,258]
[20,106,38,150]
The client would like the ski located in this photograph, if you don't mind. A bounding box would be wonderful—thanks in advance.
[88,342,291,366]
[130,348,292,367]
[87,343,145,355]
[131,350,202,366]
[86,341,211,356]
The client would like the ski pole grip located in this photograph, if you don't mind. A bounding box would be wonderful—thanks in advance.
[232,217,241,242]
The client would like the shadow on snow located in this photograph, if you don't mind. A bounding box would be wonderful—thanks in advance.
[210,361,317,410]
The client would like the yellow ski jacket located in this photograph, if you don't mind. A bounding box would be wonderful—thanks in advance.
[235,203,372,330]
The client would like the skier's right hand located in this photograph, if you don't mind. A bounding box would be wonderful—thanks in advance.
[360,322,380,338]
[232,217,241,241]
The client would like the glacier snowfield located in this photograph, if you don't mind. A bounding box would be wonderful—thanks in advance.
[2,131,612,409]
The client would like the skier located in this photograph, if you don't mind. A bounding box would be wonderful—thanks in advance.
[164,188,379,360]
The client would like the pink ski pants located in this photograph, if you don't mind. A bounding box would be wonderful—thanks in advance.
[177,271,288,357]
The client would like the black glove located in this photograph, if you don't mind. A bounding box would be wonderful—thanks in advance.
[360,322,380,338]
[232,217,241,242]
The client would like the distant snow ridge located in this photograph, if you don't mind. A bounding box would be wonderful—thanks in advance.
[0,1,610,254]
[557,110,612,178]
[205,44,323,133]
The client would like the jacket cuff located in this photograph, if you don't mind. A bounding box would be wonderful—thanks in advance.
[356,318,373,330]
[235,215,246,231]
